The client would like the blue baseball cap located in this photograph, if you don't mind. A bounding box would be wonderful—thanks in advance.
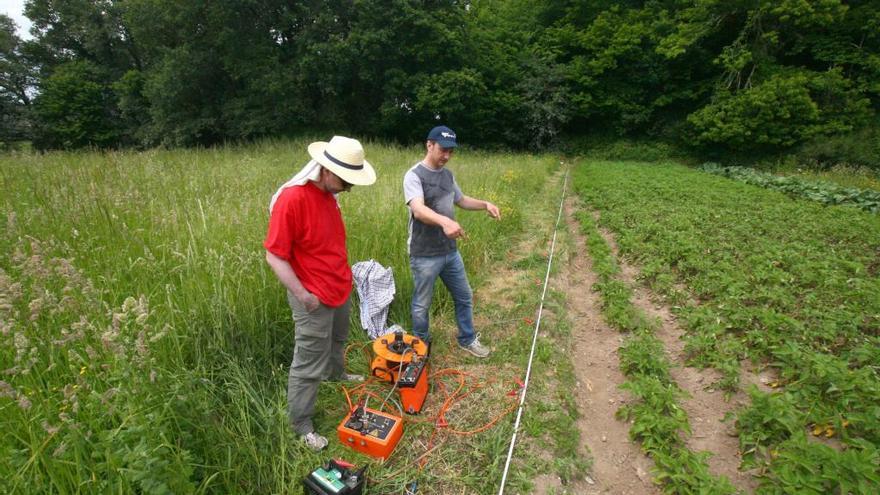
[426,125,458,148]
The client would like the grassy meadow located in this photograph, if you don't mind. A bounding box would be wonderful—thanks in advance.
[0,139,576,494]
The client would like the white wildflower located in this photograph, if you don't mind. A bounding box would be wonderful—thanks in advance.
[52,442,67,457]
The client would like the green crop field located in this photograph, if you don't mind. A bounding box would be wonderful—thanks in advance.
[574,161,880,494]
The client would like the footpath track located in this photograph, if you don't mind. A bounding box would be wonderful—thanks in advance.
[589,209,760,493]
[558,196,660,495]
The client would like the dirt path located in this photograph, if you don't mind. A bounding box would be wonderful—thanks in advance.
[490,170,762,494]
[590,208,760,493]
[557,197,660,495]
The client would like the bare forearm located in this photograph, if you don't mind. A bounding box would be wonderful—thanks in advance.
[456,195,487,211]
[408,199,464,238]
[457,195,501,219]
[265,251,307,298]
[411,202,454,229]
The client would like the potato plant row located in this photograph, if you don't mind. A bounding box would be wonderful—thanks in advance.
[574,161,880,494]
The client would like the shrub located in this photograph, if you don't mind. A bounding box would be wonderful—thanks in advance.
[794,127,880,171]
[32,61,122,150]
[687,70,871,152]
[562,136,681,162]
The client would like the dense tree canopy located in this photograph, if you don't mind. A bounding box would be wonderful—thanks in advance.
[1,0,878,156]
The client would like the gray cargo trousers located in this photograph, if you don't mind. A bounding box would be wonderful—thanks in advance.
[286,291,351,435]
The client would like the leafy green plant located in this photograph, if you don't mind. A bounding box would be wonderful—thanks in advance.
[734,389,805,467]
[574,159,880,492]
[618,376,690,455]
[652,449,738,495]
[701,162,880,213]
[619,332,672,382]
[757,434,880,495]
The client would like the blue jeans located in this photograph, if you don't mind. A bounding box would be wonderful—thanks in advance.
[410,250,476,346]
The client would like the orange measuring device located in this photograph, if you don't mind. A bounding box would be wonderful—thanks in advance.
[336,405,403,460]
[370,330,430,414]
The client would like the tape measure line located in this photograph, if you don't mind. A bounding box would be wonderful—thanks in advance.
[498,166,569,495]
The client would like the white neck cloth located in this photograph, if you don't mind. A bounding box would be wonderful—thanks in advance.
[268,160,323,213]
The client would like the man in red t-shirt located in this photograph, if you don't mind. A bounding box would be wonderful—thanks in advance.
[264,136,376,451]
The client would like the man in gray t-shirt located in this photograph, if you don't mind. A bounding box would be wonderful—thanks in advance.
[403,125,500,358]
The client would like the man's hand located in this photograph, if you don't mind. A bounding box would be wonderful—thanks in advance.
[485,201,501,220]
[442,219,465,239]
[266,251,321,312]
[296,289,321,313]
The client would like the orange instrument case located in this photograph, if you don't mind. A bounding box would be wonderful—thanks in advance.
[336,405,403,460]
[369,331,430,414]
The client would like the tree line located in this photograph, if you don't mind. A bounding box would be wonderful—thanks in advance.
[1,0,878,159]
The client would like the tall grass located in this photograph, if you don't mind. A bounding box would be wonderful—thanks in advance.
[0,138,555,493]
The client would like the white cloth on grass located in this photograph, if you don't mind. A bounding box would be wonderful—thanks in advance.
[352,260,396,340]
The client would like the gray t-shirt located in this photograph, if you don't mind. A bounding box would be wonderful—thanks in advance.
[403,162,463,257]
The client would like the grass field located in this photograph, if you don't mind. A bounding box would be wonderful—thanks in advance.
[0,139,587,494]
[4,142,879,494]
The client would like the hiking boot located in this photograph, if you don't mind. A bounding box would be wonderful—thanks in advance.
[459,336,490,358]
[301,431,328,451]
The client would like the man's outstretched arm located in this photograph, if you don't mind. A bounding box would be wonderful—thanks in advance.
[456,195,501,219]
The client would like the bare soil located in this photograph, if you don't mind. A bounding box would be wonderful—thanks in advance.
[554,197,661,495]
[481,172,766,494]
[588,205,760,493]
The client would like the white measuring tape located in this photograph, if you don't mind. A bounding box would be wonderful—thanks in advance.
[498,167,569,494]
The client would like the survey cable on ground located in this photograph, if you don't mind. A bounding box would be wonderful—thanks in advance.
[498,166,569,495]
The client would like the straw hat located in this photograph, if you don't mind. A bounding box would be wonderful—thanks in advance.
[308,136,376,186]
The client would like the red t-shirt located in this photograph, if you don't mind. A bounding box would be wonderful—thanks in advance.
[264,182,352,307]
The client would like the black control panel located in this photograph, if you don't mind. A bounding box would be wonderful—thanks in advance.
[343,407,397,440]
[397,359,426,388]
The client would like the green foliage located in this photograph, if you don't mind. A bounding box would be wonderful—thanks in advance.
[10,1,878,151]
[793,127,880,171]
[652,448,738,495]
[618,376,689,455]
[701,162,880,213]
[0,139,556,493]
[112,70,151,147]
[564,137,682,162]
[0,234,198,493]
[33,61,121,149]
[619,332,671,382]
[414,68,491,140]
[772,343,880,443]
[758,435,880,495]
[689,73,820,148]
[574,160,880,492]
[735,389,805,466]
[688,70,871,151]
[140,46,226,146]
[0,14,37,144]
[513,58,572,150]
[542,3,713,136]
